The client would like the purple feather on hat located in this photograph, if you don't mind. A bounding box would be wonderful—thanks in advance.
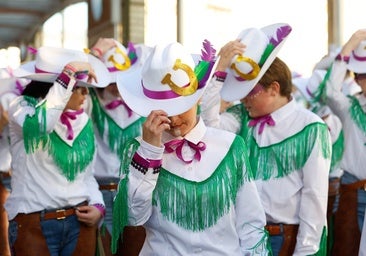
[127,42,138,65]
[270,25,292,47]
[201,39,216,62]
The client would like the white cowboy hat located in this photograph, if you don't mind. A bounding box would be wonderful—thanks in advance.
[0,68,30,96]
[221,23,292,102]
[101,40,152,83]
[294,69,327,102]
[13,46,110,87]
[348,39,366,73]
[116,40,217,117]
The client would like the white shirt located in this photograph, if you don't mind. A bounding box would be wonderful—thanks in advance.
[200,77,331,255]
[327,60,366,180]
[0,92,18,172]
[126,118,270,256]
[5,80,104,220]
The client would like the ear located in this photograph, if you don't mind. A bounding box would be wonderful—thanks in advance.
[270,81,281,95]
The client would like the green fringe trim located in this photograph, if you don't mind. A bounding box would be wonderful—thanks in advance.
[48,120,95,181]
[310,67,332,105]
[22,96,95,181]
[348,95,366,136]
[152,136,252,231]
[312,226,327,256]
[330,131,344,171]
[247,122,331,180]
[23,96,48,153]
[111,138,140,254]
[89,89,145,156]
[227,104,331,180]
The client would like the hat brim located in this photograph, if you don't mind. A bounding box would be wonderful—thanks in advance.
[14,56,110,88]
[348,56,366,74]
[292,77,311,101]
[221,23,290,102]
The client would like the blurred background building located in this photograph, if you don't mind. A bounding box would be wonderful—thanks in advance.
[0,0,364,76]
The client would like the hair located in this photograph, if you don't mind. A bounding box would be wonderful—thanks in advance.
[258,57,293,99]
[21,80,53,99]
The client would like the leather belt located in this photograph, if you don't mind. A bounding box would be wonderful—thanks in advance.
[99,183,118,191]
[15,201,88,221]
[0,171,11,179]
[341,179,366,191]
[265,223,299,236]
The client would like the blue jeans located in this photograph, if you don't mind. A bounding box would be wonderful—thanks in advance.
[269,234,284,256]
[9,215,80,256]
[101,189,117,234]
[341,171,366,231]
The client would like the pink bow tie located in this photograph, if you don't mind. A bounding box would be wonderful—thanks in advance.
[105,99,133,117]
[248,115,275,134]
[60,109,84,140]
[164,139,206,164]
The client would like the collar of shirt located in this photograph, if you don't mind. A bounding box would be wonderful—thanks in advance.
[266,98,297,126]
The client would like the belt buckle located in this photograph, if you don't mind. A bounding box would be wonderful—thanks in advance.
[56,209,66,220]
[110,182,117,191]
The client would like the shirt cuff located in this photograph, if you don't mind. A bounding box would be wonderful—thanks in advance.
[335,54,350,63]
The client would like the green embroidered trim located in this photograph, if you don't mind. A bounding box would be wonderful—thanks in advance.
[22,95,96,181]
[89,89,144,156]
[312,226,327,256]
[247,224,272,254]
[112,138,140,254]
[23,96,48,153]
[330,131,344,171]
[48,120,95,181]
[247,122,331,180]
[348,95,366,136]
[152,136,252,231]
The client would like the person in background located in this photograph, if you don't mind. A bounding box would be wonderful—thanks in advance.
[293,69,345,255]
[318,28,366,256]
[111,40,271,255]
[0,68,29,256]
[200,23,331,255]
[6,46,109,255]
[85,37,150,256]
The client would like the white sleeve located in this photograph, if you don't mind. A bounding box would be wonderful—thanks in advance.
[294,131,331,255]
[200,77,241,133]
[127,139,164,225]
[236,180,270,255]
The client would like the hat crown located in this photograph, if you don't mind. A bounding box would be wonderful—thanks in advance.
[142,42,195,92]
[103,40,129,69]
[36,46,88,74]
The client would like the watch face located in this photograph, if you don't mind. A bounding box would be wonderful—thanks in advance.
[91,0,103,22]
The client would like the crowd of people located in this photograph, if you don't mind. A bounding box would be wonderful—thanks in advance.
[0,22,365,256]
